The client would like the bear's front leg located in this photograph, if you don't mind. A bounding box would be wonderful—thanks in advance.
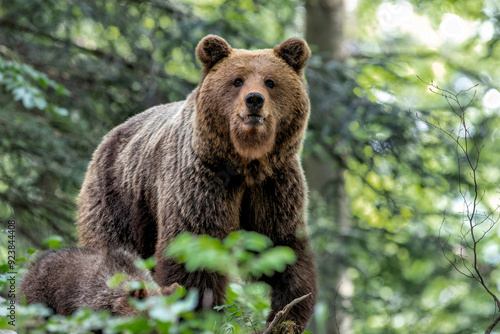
[241,162,318,332]
[263,236,317,332]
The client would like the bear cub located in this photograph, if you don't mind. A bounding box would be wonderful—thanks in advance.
[20,247,179,316]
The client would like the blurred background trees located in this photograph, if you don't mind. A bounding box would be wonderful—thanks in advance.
[1,0,500,333]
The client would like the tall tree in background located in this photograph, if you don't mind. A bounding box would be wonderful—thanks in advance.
[303,1,500,333]
[304,1,352,333]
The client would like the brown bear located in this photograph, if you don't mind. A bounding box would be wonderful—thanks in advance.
[20,248,179,316]
[76,35,317,331]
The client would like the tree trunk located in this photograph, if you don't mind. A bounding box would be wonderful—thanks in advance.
[305,0,345,62]
[304,1,353,334]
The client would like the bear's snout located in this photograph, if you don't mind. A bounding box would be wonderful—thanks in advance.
[245,92,265,111]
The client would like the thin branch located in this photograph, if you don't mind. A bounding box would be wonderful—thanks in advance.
[0,19,193,87]
[412,78,500,333]
[0,19,137,70]
[262,293,312,334]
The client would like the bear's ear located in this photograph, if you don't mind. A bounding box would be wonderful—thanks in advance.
[274,38,311,73]
[196,35,232,70]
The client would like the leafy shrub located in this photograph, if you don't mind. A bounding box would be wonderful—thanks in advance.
[0,231,296,333]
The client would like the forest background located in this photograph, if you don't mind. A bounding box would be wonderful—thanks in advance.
[1,0,500,333]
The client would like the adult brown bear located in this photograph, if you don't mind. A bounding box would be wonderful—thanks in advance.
[77,35,317,331]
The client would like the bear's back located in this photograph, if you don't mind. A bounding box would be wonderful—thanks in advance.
[77,98,195,257]
[21,248,157,315]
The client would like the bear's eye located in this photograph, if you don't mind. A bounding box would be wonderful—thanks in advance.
[265,80,275,89]
[233,78,244,87]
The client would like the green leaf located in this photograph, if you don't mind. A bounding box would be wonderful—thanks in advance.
[241,231,272,252]
[213,304,236,311]
[134,257,156,270]
[42,235,64,249]
[0,264,10,273]
[166,233,231,273]
[248,246,296,277]
[37,75,48,88]
[108,273,127,288]
[112,317,152,332]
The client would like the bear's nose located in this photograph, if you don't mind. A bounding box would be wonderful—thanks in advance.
[245,92,265,110]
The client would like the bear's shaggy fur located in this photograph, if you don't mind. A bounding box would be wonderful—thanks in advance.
[77,35,317,330]
[20,248,179,316]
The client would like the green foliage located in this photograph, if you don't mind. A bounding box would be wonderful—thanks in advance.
[303,1,500,333]
[0,54,82,249]
[166,230,296,279]
[0,56,68,110]
[6,295,218,334]
[0,231,296,333]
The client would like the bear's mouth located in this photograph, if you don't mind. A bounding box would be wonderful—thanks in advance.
[241,114,266,126]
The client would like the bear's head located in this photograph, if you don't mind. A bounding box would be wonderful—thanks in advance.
[194,35,310,167]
